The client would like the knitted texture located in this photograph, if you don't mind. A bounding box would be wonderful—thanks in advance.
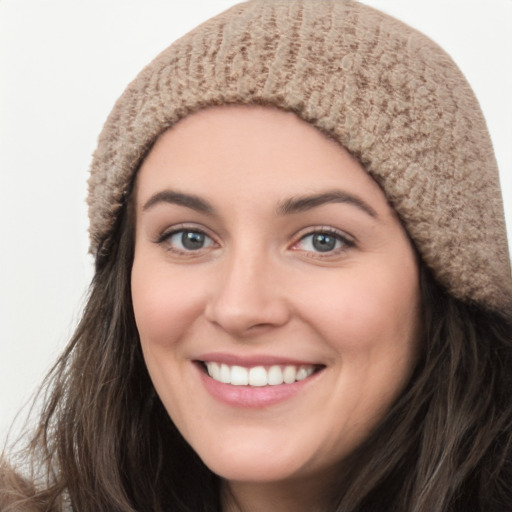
[88,0,512,314]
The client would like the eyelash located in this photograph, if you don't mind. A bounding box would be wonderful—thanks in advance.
[292,227,355,257]
[156,224,217,255]
[155,225,355,257]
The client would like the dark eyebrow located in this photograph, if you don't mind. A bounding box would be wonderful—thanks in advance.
[142,190,214,214]
[142,188,377,218]
[278,190,377,218]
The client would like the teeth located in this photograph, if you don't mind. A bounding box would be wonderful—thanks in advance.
[296,367,310,381]
[219,363,230,384]
[204,362,315,386]
[283,365,296,384]
[249,366,267,387]
[208,362,220,381]
[231,365,249,386]
[267,365,284,385]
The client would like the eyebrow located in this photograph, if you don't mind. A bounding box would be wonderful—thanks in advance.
[277,190,377,218]
[142,190,214,214]
[142,188,378,219]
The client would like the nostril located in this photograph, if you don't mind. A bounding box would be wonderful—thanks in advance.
[248,322,276,331]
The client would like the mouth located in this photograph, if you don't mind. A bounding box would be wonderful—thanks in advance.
[197,361,324,387]
[194,356,326,408]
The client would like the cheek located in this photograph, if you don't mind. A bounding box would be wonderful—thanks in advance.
[306,267,420,431]
[296,261,420,363]
[130,259,209,421]
[131,259,205,348]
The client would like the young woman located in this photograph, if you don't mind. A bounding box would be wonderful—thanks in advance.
[2,0,511,510]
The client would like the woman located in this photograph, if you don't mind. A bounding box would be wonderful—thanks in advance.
[2,0,511,510]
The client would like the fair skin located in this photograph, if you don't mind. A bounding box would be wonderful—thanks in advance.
[131,105,421,511]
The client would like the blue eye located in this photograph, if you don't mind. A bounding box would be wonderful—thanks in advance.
[165,230,216,252]
[296,231,352,254]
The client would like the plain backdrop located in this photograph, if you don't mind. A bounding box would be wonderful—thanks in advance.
[1,0,511,442]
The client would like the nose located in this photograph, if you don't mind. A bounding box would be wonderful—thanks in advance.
[204,248,292,338]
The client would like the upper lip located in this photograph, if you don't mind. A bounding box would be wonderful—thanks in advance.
[195,352,324,368]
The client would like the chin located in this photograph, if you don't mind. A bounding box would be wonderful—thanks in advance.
[190,434,307,483]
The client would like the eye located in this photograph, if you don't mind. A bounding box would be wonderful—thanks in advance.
[293,229,354,254]
[162,229,216,253]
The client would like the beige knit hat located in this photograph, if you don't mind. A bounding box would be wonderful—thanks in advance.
[87,0,512,314]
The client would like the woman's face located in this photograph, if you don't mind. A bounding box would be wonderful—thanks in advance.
[131,106,420,491]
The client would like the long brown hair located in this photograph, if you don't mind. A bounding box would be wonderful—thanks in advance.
[1,197,512,511]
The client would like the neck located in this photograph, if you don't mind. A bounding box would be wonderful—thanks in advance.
[221,474,338,512]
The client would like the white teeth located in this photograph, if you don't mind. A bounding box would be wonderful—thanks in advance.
[230,365,249,385]
[283,365,296,384]
[204,362,317,386]
[248,366,267,387]
[219,363,230,384]
[267,365,284,385]
[296,367,310,381]
[209,362,220,381]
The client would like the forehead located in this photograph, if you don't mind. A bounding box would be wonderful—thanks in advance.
[135,105,390,214]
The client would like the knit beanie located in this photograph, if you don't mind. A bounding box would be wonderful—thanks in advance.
[87,0,512,315]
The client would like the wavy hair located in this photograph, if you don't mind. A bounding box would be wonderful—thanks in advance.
[1,197,511,512]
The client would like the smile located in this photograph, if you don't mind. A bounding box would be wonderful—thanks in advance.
[203,362,318,386]
[195,357,325,407]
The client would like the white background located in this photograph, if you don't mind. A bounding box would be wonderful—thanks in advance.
[1,0,511,442]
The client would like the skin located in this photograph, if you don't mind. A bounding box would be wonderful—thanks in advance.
[131,105,421,511]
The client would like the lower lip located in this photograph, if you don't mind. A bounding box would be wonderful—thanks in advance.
[197,365,321,408]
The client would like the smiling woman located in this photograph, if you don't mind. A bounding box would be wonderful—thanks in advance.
[1,1,512,511]
[131,107,421,500]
